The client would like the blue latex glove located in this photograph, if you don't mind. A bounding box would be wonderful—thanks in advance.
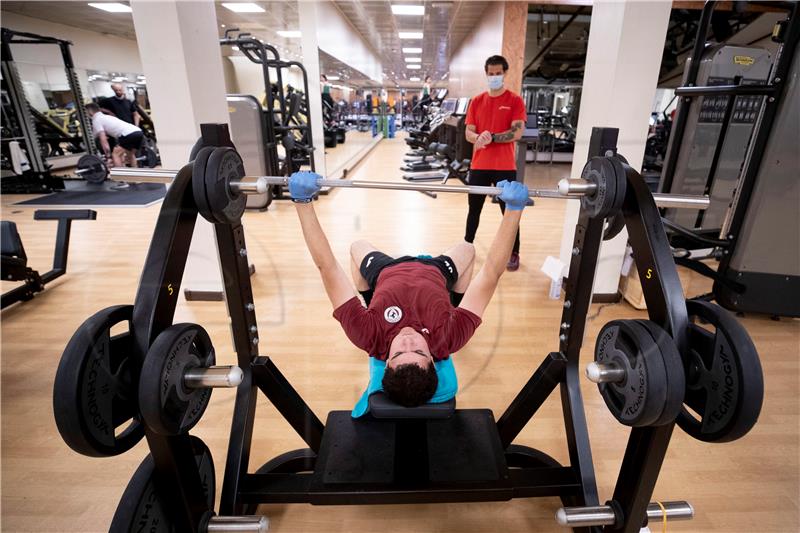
[289,171,321,202]
[496,180,529,211]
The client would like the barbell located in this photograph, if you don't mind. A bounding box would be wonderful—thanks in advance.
[233,176,708,210]
[108,148,708,223]
[75,147,159,183]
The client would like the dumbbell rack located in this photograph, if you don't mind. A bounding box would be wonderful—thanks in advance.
[80,123,694,532]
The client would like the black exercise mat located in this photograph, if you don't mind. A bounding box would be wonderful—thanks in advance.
[14,182,166,207]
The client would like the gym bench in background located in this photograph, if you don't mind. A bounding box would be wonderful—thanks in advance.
[1,209,96,310]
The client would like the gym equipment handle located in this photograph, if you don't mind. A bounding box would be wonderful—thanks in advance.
[108,168,710,210]
[206,515,269,532]
[555,500,694,527]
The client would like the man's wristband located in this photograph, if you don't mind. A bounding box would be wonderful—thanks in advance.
[291,197,313,204]
[490,133,497,143]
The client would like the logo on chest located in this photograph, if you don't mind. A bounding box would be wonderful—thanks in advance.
[498,105,511,111]
[383,306,403,323]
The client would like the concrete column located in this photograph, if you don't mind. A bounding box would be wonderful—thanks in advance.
[298,1,326,177]
[502,1,529,93]
[558,0,672,297]
[131,0,228,298]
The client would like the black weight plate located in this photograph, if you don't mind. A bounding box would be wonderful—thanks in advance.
[192,146,217,224]
[594,320,669,427]
[108,435,215,533]
[243,448,317,514]
[580,157,617,219]
[204,147,247,225]
[677,300,764,443]
[635,320,686,426]
[77,154,108,184]
[137,146,159,168]
[608,156,627,213]
[189,137,205,162]
[139,323,216,435]
[602,213,626,241]
[53,305,143,457]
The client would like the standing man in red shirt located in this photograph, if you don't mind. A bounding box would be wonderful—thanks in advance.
[464,55,527,271]
[287,171,530,407]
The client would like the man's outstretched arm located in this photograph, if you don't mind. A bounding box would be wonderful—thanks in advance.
[458,181,528,318]
[291,173,357,310]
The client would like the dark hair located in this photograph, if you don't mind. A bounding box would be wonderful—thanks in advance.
[321,74,328,81]
[382,363,438,407]
[484,55,509,73]
[85,102,100,113]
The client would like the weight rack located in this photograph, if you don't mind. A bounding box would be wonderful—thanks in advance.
[65,124,704,532]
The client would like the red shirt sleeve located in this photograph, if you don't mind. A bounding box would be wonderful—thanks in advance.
[439,307,482,357]
[332,297,379,354]
[512,94,526,123]
[465,97,477,127]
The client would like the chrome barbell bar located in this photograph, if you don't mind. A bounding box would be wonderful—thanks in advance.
[206,515,269,532]
[108,168,710,210]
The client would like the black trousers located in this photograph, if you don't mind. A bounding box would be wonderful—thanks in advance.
[464,169,520,254]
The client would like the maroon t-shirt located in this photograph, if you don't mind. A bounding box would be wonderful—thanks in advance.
[333,262,482,360]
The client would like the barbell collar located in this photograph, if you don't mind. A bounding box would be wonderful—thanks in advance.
[555,500,694,527]
[585,362,626,383]
[184,365,244,389]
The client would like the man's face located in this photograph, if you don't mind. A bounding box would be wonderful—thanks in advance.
[387,326,433,370]
[111,84,125,98]
[485,64,505,77]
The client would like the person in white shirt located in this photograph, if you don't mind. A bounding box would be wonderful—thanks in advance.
[85,102,144,168]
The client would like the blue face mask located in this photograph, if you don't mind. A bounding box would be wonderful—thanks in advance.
[487,74,504,90]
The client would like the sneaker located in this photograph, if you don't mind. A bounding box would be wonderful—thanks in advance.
[507,252,520,271]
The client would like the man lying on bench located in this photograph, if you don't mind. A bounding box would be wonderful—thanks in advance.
[288,172,529,407]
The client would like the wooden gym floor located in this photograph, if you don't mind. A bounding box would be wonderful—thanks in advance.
[1,135,798,532]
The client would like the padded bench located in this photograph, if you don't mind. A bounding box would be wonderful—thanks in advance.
[368,392,455,420]
[1,209,96,309]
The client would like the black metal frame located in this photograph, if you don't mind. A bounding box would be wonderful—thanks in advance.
[113,123,695,532]
[220,30,315,177]
[1,209,96,309]
[660,0,794,215]
[657,1,799,315]
[1,27,96,193]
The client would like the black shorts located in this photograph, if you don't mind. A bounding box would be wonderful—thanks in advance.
[359,252,460,292]
[118,131,144,150]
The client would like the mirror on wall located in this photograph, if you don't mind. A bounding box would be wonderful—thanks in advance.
[318,50,388,178]
[85,70,150,110]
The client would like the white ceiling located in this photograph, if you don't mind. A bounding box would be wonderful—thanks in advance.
[1,1,489,88]
[2,1,140,39]
[332,1,490,85]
